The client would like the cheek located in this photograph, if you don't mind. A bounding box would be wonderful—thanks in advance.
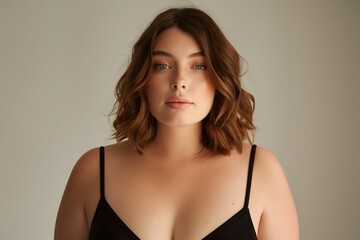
[146,80,166,109]
[146,83,156,102]
[199,79,216,99]
[191,81,216,114]
[204,82,216,110]
[147,74,169,95]
[196,72,215,94]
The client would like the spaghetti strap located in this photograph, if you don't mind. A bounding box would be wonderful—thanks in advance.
[244,144,257,208]
[99,146,105,198]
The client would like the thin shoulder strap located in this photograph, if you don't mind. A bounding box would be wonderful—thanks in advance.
[99,146,105,198]
[244,144,257,208]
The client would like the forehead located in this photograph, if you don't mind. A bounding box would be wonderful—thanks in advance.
[153,27,202,55]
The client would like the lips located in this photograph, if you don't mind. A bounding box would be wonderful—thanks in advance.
[165,96,193,109]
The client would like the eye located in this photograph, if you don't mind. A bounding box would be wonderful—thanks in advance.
[153,63,170,70]
[193,64,207,70]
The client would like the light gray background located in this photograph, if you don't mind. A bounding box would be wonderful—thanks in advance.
[1,0,359,239]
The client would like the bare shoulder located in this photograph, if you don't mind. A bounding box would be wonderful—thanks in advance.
[54,147,101,240]
[236,144,284,175]
[55,142,133,240]
[71,147,101,182]
[65,147,106,199]
[252,146,293,203]
[251,145,299,240]
[252,146,286,181]
[70,141,130,181]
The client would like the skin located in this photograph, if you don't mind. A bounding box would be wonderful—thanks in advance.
[55,27,299,240]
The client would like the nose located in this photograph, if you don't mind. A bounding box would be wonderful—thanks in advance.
[171,68,188,90]
[171,80,187,90]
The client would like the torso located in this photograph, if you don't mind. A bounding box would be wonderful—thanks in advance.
[83,142,264,239]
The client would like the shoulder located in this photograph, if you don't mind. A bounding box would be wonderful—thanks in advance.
[55,142,133,239]
[54,147,102,239]
[236,144,287,200]
[237,144,282,173]
[72,141,130,175]
[251,145,292,201]
[68,147,101,186]
[250,145,299,239]
[252,145,285,181]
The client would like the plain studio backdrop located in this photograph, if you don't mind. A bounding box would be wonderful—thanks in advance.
[0,0,359,239]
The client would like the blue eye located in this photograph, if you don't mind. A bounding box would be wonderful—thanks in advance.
[193,64,207,70]
[154,63,170,70]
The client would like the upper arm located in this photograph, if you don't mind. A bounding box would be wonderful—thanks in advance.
[54,148,99,240]
[256,148,299,240]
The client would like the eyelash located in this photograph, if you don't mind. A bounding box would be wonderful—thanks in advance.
[153,63,170,70]
[192,64,207,70]
[153,63,207,71]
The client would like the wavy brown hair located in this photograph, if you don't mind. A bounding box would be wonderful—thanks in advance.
[111,7,255,155]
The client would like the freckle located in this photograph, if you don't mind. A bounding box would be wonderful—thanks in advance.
[232,202,234,205]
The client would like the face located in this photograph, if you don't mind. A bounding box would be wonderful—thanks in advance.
[146,27,215,128]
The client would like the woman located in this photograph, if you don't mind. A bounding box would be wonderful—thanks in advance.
[55,7,299,240]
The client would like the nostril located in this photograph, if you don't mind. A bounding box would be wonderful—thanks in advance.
[171,81,186,90]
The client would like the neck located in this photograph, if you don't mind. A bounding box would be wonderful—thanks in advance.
[144,122,205,163]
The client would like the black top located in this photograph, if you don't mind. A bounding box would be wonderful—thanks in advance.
[89,145,258,240]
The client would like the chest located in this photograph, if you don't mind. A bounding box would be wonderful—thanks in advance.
[87,155,261,239]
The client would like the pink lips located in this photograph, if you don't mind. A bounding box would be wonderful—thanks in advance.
[165,96,193,109]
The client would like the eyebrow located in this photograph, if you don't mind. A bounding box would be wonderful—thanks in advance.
[152,50,204,58]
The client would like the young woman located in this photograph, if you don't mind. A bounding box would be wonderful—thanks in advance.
[55,8,299,240]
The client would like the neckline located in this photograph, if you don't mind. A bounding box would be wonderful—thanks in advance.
[94,145,258,239]
[98,197,255,240]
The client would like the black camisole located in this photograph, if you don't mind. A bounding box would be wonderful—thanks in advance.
[89,145,258,240]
